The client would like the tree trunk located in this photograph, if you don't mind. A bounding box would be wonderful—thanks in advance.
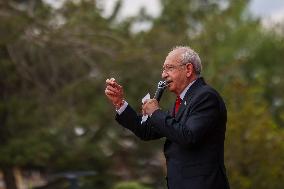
[2,167,18,189]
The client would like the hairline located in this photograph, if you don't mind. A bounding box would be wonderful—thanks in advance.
[170,46,202,76]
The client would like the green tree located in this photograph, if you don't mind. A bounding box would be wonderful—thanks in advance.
[1,0,284,189]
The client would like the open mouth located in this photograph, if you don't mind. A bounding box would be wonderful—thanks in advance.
[166,80,173,85]
[166,80,173,87]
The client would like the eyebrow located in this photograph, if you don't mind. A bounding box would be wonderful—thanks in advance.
[163,64,175,67]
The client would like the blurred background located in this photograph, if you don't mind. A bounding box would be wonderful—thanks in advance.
[1,0,284,188]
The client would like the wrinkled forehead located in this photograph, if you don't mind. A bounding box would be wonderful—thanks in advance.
[163,49,183,66]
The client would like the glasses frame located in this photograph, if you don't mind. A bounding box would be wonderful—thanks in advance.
[162,63,190,73]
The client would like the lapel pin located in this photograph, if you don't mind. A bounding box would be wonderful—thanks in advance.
[184,101,187,106]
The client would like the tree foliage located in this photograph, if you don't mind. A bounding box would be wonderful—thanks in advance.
[0,0,284,189]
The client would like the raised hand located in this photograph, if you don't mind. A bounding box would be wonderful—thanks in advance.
[105,78,125,109]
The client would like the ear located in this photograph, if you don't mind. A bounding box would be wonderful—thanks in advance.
[186,63,193,77]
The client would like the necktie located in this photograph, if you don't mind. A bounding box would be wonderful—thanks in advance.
[174,95,182,116]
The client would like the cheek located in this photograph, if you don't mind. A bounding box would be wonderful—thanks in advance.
[169,81,176,90]
[171,75,180,83]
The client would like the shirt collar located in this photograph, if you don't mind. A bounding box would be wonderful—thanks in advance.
[179,79,196,100]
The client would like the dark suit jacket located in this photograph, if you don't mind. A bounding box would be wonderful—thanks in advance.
[116,77,230,189]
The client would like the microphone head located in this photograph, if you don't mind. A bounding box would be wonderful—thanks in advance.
[157,80,168,89]
[154,80,168,102]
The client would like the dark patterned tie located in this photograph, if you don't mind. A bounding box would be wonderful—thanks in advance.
[174,95,182,116]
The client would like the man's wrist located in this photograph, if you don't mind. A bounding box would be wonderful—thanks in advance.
[116,101,128,115]
[114,99,125,110]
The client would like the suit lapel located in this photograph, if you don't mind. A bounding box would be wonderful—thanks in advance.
[175,77,206,120]
[170,104,175,116]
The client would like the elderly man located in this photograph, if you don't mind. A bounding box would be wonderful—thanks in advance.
[105,46,230,189]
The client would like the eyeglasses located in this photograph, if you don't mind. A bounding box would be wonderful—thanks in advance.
[162,64,186,73]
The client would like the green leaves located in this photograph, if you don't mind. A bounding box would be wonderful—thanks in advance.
[1,0,284,188]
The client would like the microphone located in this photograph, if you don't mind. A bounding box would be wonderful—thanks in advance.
[153,80,168,102]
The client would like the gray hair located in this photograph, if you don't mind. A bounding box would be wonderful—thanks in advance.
[171,46,202,76]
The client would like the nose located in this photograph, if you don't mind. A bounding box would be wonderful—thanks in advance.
[162,71,168,79]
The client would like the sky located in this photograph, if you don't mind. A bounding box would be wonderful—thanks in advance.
[249,0,284,25]
[44,0,284,25]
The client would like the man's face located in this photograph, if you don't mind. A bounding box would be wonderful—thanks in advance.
[162,51,192,95]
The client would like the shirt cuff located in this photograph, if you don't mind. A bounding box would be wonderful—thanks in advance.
[116,101,128,115]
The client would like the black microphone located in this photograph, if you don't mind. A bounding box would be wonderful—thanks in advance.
[154,80,168,102]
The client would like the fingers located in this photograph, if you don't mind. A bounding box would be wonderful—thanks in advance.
[106,77,116,84]
[143,99,157,105]
[141,106,146,116]
[105,88,116,96]
[141,104,147,116]
[105,78,125,107]
[105,78,123,95]
[105,85,120,94]
[106,78,122,90]
[142,99,159,116]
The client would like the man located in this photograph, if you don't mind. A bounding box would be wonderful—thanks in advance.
[105,46,230,189]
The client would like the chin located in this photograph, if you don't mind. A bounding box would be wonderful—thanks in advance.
[168,85,175,92]
[168,88,174,92]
